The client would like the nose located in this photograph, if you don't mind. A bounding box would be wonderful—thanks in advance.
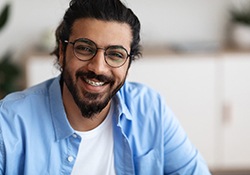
[87,49,109,75]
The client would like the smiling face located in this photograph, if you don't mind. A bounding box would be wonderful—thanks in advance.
[59,18,132,118]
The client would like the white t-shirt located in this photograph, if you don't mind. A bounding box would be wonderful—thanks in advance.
[71,103,116,175]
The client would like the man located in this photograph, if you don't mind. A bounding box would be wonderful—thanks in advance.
[0,0,211,174]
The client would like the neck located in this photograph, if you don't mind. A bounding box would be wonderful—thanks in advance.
[62,83,111,131]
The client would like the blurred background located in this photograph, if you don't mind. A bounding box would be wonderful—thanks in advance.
[0,0,250,174]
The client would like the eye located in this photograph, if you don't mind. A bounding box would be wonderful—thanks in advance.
[106,47,127,62]
[108,51,124,59]
[74,42,95,56]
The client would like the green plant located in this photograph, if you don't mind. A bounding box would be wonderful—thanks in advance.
[230,4,250,25]
[0,3,10,31]
[0,53,21,98]
[0,3,22,99]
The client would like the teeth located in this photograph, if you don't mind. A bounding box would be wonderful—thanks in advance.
[85,78,105,86]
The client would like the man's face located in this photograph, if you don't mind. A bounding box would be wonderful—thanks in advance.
[59,18,132,118]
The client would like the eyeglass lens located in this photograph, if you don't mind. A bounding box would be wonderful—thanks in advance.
[73,38,129,67]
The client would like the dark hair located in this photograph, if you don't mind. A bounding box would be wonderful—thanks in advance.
[51,0,141,69]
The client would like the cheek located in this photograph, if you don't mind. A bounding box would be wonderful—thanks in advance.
[114,66,129,82]
[63,52,82,72]
[64,51,74,65]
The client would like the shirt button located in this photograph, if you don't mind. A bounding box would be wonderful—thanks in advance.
[67,156,74,162]
[72,133,77,138]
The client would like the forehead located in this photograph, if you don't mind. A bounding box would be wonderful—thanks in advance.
[70,18,132,50]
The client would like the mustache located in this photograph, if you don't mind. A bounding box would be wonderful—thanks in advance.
[76,71,114,83]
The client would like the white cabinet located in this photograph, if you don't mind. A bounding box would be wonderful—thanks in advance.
[219,54,250,169]
[25,55,60,87]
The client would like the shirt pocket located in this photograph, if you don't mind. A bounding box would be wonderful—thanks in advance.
[134,149,162,175]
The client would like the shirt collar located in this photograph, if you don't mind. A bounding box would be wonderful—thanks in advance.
[48,76,132,140]
[113,82,133,122]
[48,76,75,141]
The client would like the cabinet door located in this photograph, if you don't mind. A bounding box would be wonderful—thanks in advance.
[26,55,60,87]
[127,56,217,168]
[221,54,250,169]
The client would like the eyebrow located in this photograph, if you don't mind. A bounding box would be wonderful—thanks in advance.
[75,38,128,50]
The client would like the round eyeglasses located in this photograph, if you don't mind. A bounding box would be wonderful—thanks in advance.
[64,38,131,68]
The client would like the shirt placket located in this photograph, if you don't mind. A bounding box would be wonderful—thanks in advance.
[61,133,81,175]
[113,115,135,175]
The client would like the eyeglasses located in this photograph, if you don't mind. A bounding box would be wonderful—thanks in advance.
[64,38,131,68]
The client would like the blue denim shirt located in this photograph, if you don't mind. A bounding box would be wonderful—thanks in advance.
[0,76,211,175]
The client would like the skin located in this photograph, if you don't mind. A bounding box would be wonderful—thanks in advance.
[59,18,133,131]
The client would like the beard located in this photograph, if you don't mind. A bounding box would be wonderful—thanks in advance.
[61,63,127,119]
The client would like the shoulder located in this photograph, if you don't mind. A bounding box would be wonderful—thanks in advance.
[117,81,179,131]
[119,81,163,103]
[0,78,56,116]
[117,81,169,119]
[0,77,58,143]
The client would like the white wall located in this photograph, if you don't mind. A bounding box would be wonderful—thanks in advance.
[0,0,241,59]
[125,0,231,46]
[0,0,68,59]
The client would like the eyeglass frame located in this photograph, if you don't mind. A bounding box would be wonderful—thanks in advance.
[64,38,131,68]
